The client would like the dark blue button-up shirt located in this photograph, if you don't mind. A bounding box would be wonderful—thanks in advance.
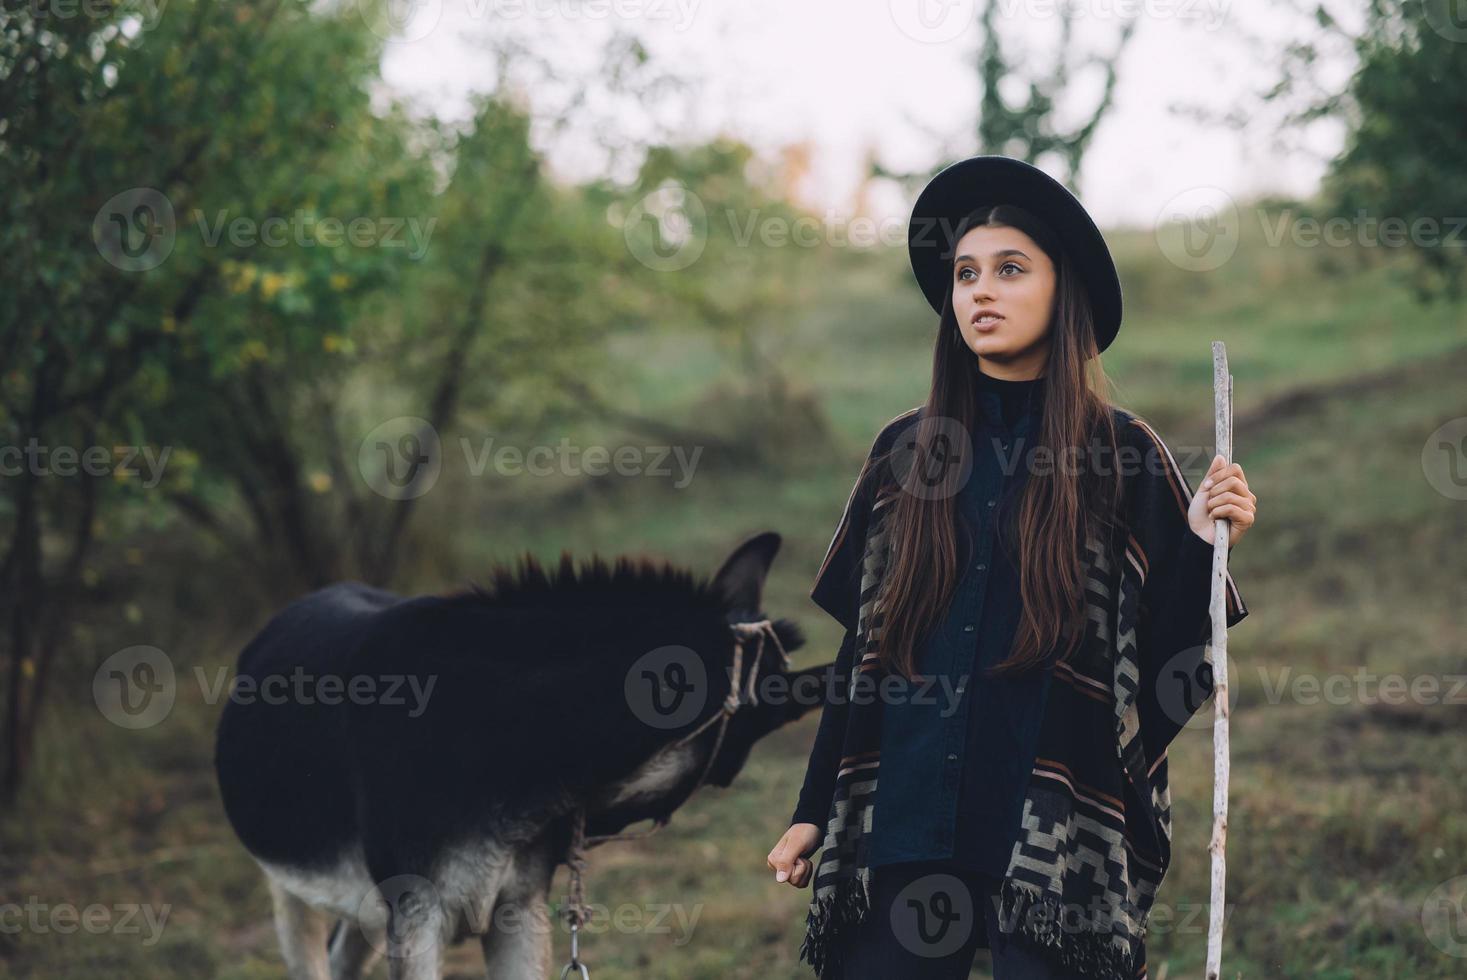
[866,367,1052,876]
[791,373,1225,875]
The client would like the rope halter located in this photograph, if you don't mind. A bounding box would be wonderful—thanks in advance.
[559,617,790,978]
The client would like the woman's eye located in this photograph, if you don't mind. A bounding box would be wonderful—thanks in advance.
[1000,262,1021,276]
[958,267,975,281]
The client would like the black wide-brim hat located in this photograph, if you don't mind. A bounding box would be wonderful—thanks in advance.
[907,155,1123,354]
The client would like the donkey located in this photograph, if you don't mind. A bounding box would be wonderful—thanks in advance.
[214,531,828,980]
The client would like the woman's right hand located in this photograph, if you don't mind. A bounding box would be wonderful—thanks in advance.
[767,822,822,888]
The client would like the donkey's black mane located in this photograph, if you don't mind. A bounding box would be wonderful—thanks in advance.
[455,550,729,613]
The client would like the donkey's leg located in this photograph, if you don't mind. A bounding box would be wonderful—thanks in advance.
[384,893,446,980]
[268,878,333,980]
[329,918,384,980]
[479,841,556,980]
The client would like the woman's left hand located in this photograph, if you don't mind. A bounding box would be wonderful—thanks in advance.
[1188,454,1256,549]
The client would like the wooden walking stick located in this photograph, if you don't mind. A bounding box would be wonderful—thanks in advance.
[1205,341,1233,980]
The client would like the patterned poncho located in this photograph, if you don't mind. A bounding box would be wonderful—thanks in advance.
[798,405,1249,980]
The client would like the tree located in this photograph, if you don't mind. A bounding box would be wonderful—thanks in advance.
[1319,0,1467,298]
[872,0,1138,195]
[0,0,436,796]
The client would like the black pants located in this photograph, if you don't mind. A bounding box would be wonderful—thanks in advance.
[833,861,1101,979]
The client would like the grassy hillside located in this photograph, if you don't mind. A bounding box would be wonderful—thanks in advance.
[3,213,1464,978]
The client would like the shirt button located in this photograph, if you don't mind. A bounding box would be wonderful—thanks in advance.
[962,624,974,632]
[986,499,996,508]
[976,563,987,571]
[947,753,958,762]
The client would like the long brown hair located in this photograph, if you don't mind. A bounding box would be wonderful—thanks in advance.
[872,204,1125,681]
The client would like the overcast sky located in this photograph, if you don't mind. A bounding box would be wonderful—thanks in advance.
[370,0,1355,229]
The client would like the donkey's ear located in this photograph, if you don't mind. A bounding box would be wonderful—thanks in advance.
[710,532,781,612]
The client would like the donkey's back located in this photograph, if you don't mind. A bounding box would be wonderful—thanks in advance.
[215,581,404,870]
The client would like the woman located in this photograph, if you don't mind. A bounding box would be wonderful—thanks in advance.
[765,156,1257,980]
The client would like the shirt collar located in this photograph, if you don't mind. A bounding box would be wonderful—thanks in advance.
[973,362,1046,430]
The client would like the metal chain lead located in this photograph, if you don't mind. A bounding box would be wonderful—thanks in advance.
[557,619,788,978]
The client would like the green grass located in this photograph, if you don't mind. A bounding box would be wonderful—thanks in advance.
[4,211,1466,978]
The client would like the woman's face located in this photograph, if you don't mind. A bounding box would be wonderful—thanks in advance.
[951,224,1056,380]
